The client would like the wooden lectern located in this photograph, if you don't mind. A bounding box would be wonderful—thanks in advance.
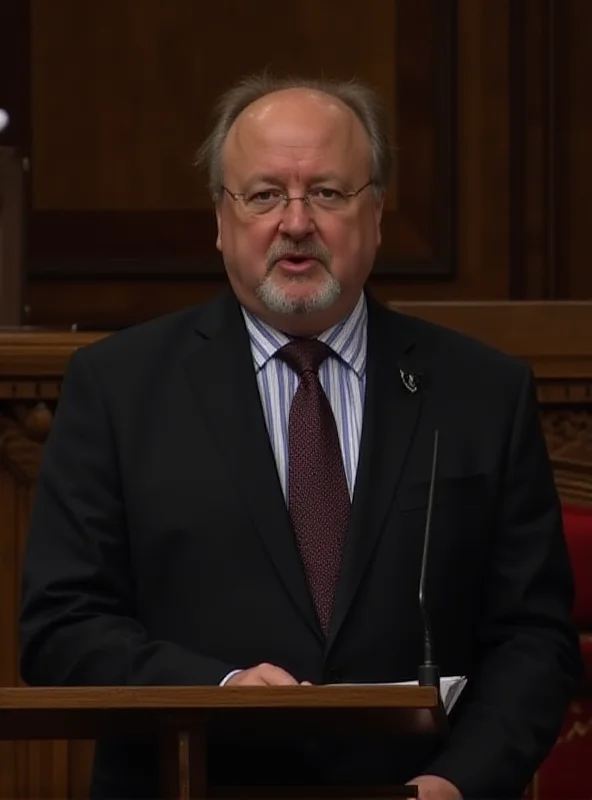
[0,685,446,799]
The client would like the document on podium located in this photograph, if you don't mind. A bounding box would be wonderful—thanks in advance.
[334,676,467,715]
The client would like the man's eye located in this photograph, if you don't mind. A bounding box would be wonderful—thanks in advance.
[310,188,342,200]
[249,190,282,203]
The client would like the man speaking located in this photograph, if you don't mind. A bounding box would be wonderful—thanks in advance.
[19,74,581,799]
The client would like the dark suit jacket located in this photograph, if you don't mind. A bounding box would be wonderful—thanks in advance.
[19,290,582,798]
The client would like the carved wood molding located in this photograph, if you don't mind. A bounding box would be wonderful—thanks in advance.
[542,409,591,455]
[0,416,39,485]
[542,408,592,506]
[537,380,592,404]
[391,301,592,380]
[540,405,591,498]
[0,379,62,400]
[0,330,107,377]
[0,401,54,484]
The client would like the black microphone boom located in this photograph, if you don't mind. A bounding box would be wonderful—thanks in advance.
[418,428,440,691]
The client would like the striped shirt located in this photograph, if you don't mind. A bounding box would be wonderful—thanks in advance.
[241,293,368,500]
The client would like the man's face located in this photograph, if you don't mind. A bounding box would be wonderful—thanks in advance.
[215,88,384,334]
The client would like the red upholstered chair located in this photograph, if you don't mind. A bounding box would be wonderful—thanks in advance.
[526,502,592,799]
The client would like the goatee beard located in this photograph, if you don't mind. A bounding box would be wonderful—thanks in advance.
[255,271,341,316]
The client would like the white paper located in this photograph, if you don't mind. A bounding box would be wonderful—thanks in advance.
[334,676,467,714]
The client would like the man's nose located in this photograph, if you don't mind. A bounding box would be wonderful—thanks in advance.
[278,198,316,239]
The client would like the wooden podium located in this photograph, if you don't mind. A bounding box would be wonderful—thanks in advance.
[0,684,445,799]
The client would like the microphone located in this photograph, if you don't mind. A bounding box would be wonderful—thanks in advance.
[418,428,440,691]
[0,110,9,133]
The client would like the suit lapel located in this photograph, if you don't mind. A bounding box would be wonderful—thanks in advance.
[328,296,427,648]
[184,292,323,641]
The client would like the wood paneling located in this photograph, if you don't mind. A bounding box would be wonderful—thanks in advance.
[22,0,521,328]
[508,0,555,299]
[1,302,591,797]
[556,1,592,299]
[26,276,507,330]
[456,0,511,300]
[28,0,456,280]
[2,0,591,328]
[0,0,29,327]
[30,0,397,211]
[0,148,26,325]
[0,0,30,151]
[508,0,592,301]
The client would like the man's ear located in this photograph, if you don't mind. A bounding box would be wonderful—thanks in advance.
[374,193,385,248]
[215,204,223,252]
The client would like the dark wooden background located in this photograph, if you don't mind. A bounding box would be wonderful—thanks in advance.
[1,0,590,331]
[0,1,591,797]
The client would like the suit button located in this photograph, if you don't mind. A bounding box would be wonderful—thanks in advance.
[327,668,343,683]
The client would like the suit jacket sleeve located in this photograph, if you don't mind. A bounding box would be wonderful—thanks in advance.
[423,366,582,797]
[19,347,238,687]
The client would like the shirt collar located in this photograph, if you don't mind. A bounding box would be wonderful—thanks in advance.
[242,292,368,378]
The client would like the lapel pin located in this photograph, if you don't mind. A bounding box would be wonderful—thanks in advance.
[400,369,419,393]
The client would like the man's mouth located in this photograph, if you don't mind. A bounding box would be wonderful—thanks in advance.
[275,255,319,273]
[278,254,312,263]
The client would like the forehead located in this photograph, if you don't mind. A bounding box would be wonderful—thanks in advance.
[222,88,371,181]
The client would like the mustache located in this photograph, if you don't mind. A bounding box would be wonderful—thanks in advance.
[266,240,330,270]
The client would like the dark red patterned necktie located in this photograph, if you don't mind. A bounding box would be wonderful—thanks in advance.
[276,339,351,634]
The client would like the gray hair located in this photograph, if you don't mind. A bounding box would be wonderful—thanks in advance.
[194,73,392,200]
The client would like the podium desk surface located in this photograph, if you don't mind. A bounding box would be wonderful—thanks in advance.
[0,685,443,741]
[0,685,438,710]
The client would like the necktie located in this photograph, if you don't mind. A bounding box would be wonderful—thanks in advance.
[276,339,351,634]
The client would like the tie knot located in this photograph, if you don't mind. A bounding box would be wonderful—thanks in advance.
[276,338,334,376]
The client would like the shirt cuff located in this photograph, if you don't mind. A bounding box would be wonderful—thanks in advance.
[219,669,242,686]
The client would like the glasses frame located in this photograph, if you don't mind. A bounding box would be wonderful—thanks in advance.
[220,179,374,214]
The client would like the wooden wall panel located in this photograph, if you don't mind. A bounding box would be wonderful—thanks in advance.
[508,0,592,301]
[0,0,29,327]
[455,0,510,299]
[28,0,456,281]
[22,0,517,327]
[508,0,553,299]
[0,0,29,150]
[2,1,591,329]
[556,0,592,299]
[30,0,399,212]
[0,148,27,326]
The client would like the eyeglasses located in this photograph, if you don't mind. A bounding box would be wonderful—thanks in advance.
[221,180,374,215]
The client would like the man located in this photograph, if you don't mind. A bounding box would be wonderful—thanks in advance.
[20,74,581,799]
